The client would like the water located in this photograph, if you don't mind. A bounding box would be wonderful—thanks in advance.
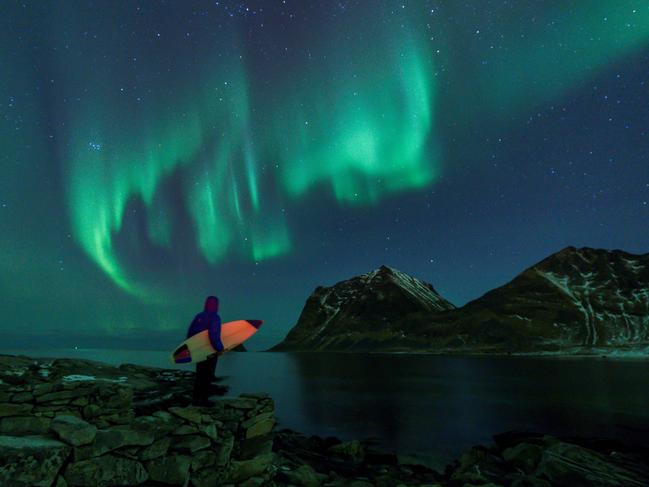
[4,349,649,468]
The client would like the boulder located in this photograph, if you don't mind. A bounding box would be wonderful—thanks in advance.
[109,425,155,446]
[191,449,218,471]
[0,435,71,487]
[64,454,148,486]
[215,435,235,466]
[51,415,97,446]
[146,454,191,485]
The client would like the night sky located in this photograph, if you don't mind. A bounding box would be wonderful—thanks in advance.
[1,1,648,351]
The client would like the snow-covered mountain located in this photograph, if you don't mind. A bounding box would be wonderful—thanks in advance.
[437,246,649,351]
[271,265,455,351]
[272,247,649,353]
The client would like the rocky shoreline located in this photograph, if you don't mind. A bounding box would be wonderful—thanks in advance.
[1,354,648,486]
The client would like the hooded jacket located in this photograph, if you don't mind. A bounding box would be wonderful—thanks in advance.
[187,296,224,352]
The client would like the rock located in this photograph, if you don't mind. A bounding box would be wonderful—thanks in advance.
[131,414,177,439]
[73,429,126,461]
[64,454,148,486]
[0,415,50,435]
[192,467,226,487]
[173,424,198,435]
[328,439,365,463]
[33,383,55,396]
[451,446,510,485]
[228,453,273,483]
[109,425,155,446]
[0,402,34,417]
[240,392,271,400]
[146,454,191,485]
[81,404,101,419]
[199,421,218,441]
[239,433,274,460]
[215,435,234,465]
[137,437,171,461]
[243,412,276,439]
[503,442,544,474]
[534,440,648,487]
[11,392,34,403]
[191,449,217,471]
[51,415,97,446]
[37,388,92,403]
[285,464,321,487]
[54,474,69,487]
[168,406,203,423]
[0,435,71,487]
[240,477,265,487]
[225,397,257,410]
[511,475,552,487]
[171,434,211,453]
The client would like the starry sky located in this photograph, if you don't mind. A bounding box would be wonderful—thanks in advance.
[1,1,648,351]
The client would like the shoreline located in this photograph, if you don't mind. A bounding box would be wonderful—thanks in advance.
[1,354,649,486]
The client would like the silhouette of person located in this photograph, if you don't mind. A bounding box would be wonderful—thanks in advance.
[187,295,224,406]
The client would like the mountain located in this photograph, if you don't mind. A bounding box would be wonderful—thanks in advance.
[271,265,455,351]
[272,247,649,353]
[428,246,649,352]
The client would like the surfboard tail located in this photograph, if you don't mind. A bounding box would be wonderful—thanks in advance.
[246,319,263,329]
[172,344,193,364]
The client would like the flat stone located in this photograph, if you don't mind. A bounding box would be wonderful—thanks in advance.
[51,415,97,446]
[137,437,171,461]
[109,425,155,446]
[73,429,129,461]
[191,449,217,471]
[11,392,34,403]
[173,424,199,435]
[239,433,273,460]
[37,389,92,403]
[240,392,270,400]
[240,477,266,487]
[215,436,234,466]
[199,422,218,441]
[0,435,71,487]
[228,453,273,483]
[511,475,552,487]
[0,415,50,435]
[0,402,34,417]
[171,434,211,453]
[33,383,55,396]
[146,454,191,485]
[168,406,203,423]
[65,454,148,486]
[245,417,275,439]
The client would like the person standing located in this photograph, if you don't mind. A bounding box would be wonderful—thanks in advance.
[187,295,224,406]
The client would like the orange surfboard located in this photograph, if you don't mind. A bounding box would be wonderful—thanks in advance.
[171,319,263,364]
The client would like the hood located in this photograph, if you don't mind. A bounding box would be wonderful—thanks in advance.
[204,295,219,312]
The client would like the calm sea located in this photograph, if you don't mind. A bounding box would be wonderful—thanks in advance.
[3,349,649,468]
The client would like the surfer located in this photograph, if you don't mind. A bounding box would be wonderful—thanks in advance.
[187,295,224,406]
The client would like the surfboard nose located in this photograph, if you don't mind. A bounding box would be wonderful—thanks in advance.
[246,319,263,329]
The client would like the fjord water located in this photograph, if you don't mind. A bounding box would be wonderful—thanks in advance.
[5,349,649,467]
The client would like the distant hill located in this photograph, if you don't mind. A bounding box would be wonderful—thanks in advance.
[271,247,649,353]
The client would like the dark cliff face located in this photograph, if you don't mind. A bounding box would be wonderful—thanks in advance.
[273,248,649,352]
[435,246,649,351]
[272,265,455,351]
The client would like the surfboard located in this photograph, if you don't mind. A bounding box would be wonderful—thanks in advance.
[171,319,263,364]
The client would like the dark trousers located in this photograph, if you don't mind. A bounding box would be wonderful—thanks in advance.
[193,355,218,402]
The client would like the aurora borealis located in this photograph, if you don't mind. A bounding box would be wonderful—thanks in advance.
[1,1,648,350]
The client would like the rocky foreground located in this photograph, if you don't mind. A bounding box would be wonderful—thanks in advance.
[1,355,648,486]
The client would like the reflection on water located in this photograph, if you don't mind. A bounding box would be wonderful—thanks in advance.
[4,349,649,466]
